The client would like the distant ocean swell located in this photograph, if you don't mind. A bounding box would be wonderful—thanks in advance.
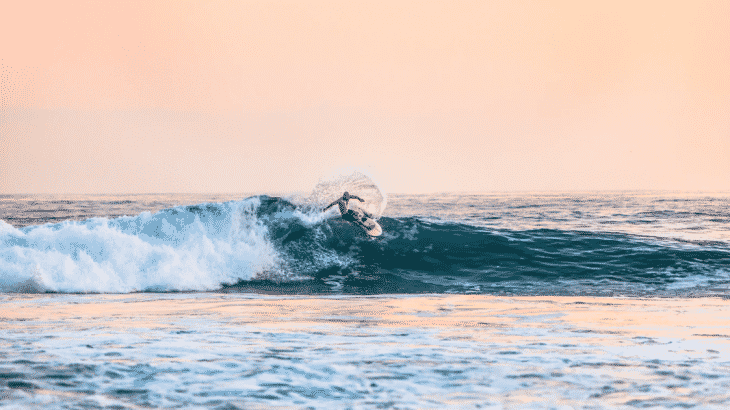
[1,196,728,295]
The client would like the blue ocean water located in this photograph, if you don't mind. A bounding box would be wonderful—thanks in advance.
[2,188,730,409]
[1,190,728,297]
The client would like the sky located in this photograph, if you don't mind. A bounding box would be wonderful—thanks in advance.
[1,0,728,194]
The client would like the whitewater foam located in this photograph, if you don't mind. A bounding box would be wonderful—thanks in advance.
[0,197,285,293]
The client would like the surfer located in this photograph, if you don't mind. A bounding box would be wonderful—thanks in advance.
[323,192,372,224]
[324,192,383,236]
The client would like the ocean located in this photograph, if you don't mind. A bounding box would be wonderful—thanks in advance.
[1,189,729,408]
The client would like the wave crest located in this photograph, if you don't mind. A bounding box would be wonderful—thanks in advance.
[0,197,283,293]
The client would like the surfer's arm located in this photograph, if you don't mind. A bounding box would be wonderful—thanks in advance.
[323,201,338,211]
[352,195,365,202]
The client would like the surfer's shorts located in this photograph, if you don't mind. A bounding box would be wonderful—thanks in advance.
[342,210,358,222]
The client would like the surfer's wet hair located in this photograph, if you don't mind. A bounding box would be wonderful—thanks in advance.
[343,191,350,199]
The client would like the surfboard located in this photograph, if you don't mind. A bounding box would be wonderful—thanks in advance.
[350,208,382,237]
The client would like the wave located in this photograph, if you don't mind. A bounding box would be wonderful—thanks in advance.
[1,196,729,295]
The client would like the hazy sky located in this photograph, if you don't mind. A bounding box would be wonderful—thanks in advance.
[1,0,728,194]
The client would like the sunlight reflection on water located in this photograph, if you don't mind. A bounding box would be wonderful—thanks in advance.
[1,293,729,409]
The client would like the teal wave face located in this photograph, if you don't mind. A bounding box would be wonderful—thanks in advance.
[248,197,730,296]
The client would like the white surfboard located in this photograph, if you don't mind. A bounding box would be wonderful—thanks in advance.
[350,208,382,237]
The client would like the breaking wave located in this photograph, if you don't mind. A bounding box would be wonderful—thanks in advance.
[1,195,729,295]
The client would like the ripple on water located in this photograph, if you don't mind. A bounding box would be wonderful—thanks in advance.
[2,294,730,409]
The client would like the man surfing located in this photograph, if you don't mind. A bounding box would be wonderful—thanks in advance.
[322,191,373,226]
[323,191,370,223]
[324,192,382,236]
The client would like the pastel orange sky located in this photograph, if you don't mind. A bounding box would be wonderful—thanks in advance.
[1,0,728,194]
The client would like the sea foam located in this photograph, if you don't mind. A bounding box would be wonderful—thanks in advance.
[0,197,282,293]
